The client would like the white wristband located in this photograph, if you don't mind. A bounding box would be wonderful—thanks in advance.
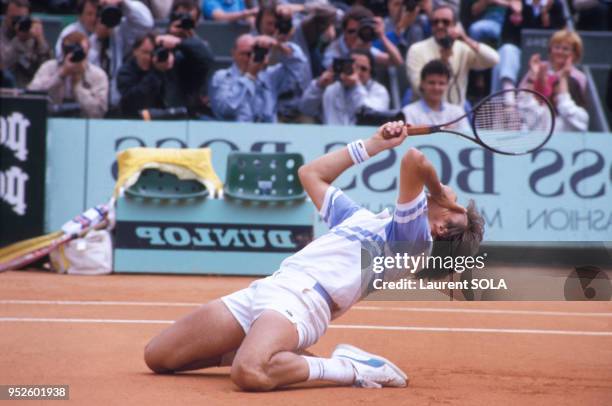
[347,139,370,165]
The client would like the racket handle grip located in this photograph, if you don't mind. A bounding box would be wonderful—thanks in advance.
[383,125,432,139]
[406,125,433,135]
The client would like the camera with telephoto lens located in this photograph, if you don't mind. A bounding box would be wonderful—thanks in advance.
[403,0,421,12]
[63,43,86,63]
[437,35,454,50]
[275,15,293,35]
[357,17,378,43]
[12,15,32,32]
[98,5,123,28]
[252,44,269,63]
[153,45,170,62]
[332,57,354,77]
[171,12,195,30]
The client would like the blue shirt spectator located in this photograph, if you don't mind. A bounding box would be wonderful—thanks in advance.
[201,0,258,23]
[210,34,308,122]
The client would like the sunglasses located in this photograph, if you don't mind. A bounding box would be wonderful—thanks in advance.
[355,65,370,73]
[432,18,452,27]
[345,29,358,35]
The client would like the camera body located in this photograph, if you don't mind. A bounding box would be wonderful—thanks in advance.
[252,44,269,63]
[404,0,421,12]
[437,35,454,50]
[333,57,354,77]
[98,5,123,28]
[171,12,195,30]
[357,18,378,43]
[153,46,171,63]
[275,16,293,35]
[63,43,86,63]
[12,15,32,33]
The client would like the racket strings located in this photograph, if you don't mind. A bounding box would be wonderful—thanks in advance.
[472,90,554,154]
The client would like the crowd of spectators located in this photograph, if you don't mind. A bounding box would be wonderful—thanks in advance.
[1,0,610,129]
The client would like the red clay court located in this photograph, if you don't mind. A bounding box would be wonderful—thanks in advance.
[1,269,611,405]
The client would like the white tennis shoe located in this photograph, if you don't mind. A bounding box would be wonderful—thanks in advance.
[331,343,408,388]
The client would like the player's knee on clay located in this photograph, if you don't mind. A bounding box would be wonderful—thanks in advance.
[230,359,275,391]
[144,341,174,374]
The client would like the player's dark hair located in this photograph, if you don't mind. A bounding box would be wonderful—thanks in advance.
[420,59,451,81]
[342,5,373,30]
[416,200,484,280]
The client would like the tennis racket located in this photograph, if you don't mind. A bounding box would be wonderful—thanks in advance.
[385,88,555,155]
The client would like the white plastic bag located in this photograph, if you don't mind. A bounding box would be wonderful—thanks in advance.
[50,230,113,275]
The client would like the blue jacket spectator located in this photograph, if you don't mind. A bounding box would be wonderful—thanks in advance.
[210,34,308,122]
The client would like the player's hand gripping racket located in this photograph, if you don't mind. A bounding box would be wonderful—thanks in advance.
[384,89,555,155]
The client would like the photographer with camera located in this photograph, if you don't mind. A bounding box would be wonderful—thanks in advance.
[168,0,205,40]
[209,33,308,122]
[88,0,154,110]
[55,0,99,59]
[117,31,213,118]
[406,4,498,108]
[27,31,108,118]
[322,5,403,69]
[1,0,52,88]
[300,50,390,125]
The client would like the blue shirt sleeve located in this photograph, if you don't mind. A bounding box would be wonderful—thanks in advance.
[386,191,431,244]
[319,186,362,229]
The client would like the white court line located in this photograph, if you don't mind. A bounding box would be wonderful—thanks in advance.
[2,300,612,318]
[1,317,612,337]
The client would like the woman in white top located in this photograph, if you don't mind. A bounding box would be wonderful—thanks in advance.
[520,53,589,133]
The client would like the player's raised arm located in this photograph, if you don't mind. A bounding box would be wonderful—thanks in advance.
[298,121,409,211]
[398,147,466,213]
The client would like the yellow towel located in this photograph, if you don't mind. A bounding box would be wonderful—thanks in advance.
[114,147,223,197]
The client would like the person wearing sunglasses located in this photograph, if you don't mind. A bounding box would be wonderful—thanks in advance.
[322,5,403,70]
[209,33,308,122]
[406,4,499,108]
[300,49,390,125]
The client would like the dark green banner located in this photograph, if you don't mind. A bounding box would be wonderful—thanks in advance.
[0,94,47,246]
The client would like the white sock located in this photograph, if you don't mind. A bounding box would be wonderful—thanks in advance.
[302,356,355,385]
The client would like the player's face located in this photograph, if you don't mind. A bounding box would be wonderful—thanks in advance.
[421,73,448,106]
[428,188,467,238]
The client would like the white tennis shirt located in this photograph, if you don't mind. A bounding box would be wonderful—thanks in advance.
[278,186,433,320]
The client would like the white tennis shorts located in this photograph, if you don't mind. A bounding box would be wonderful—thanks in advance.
[221,271,331,350]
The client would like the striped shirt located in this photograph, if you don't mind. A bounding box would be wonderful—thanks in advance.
[278,186,432,320]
